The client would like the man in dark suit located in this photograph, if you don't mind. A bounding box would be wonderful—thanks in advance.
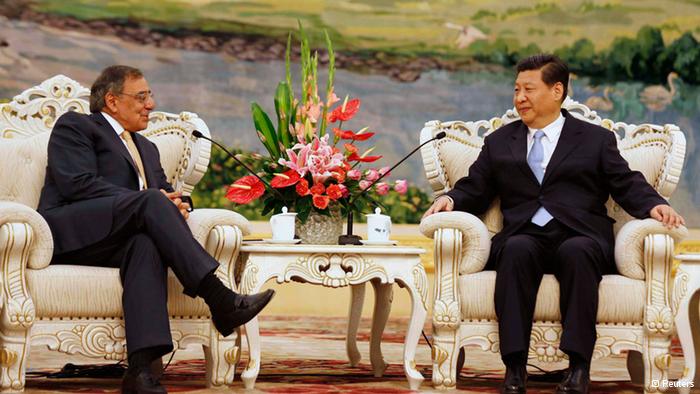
[38,65,275,393]
[423,54,684,393]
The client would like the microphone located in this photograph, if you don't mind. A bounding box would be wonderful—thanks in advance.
[339,130,448,245]
[191,130,286,200]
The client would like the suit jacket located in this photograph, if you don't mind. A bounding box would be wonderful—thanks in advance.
[445,109,667,268]
[38,111,174,255]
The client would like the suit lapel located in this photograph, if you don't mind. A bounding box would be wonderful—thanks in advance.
[90,112,141,180]
[541,111,583,185]
[507,122,539,186]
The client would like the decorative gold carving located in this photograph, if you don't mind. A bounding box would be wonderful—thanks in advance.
[432,299,459,329]
[0,348,17,367]
[240,264,259,294]
[431,344,448,370]
[487,331,500,353]
[224,346,239,364]
[431,342,456,389]
[530,326,566,362]
[283,253,388,287]
[42,323,127,360]
[672,268,689,315]
[1,223,36,329]
[0,75,90,139]
[654,354,671,370]
[412,263,429,310]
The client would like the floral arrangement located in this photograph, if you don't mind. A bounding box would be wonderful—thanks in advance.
[225,25,407,223]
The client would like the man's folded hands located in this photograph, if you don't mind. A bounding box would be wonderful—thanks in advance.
[160,189,190,220]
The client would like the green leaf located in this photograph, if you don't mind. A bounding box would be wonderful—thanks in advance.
[285,32,293,94]
[251,102,280,159]
[274,82,293,149]
[318,29,335,136]
[295,197,312,223]
[261,196,276,216]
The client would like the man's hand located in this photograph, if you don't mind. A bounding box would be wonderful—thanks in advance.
[650,204,684,230]
[422,196,454,220]
[160,189,190,220]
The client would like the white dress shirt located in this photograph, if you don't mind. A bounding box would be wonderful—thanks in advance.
[526,113,565,175]
[101,112,144,190]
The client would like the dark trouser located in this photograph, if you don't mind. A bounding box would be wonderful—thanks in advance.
[52,189,218,357]
[494,220,605,364]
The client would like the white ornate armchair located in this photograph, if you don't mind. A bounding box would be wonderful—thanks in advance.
[419,98,688,392]
[0,75,251,391]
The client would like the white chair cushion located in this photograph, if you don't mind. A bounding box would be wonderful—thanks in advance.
[0,134,49,209]
[27,265,210,318]
[459,271,645,323]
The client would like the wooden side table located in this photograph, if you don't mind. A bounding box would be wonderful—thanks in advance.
[674,253,700,393]
[236,243,428,390]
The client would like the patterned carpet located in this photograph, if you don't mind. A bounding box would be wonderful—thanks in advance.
[24,316,691,393]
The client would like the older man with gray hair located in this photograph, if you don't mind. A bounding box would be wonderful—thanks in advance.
[38,65,274,393]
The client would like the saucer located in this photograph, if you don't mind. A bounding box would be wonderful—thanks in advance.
[263,238,301,244]
[359,239,397,246]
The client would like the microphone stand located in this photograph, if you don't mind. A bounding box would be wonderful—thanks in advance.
[191,130,286,201]
[338,131,447,245]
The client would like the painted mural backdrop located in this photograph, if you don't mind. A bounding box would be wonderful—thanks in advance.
[1,0,698,225]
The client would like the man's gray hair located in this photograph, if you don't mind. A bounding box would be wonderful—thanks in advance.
[89,65,144,113]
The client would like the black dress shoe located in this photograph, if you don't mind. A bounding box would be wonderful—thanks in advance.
[211,289,275,336]
[501,364,527,393]
[122,368,167,394]
[555,365,590,394]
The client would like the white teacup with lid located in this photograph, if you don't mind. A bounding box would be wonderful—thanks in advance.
[365,207,391,242]
[270,206,297,241]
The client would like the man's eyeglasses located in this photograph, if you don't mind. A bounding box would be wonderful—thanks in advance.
[118,91,154,104]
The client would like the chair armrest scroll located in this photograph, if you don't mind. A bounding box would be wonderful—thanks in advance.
[187,208,252,241]
[419,211,491,275]
[0,201,53,270]
[187,208,251,290]
[614,218,687,279]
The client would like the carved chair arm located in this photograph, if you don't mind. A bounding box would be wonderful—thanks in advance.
[615,218,687,280]
[187,209,251,290]
[0,201,53,270]
[0,202,49,331]
[419,211,491,275]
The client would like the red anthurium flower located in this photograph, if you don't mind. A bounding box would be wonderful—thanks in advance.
[334,128,355,139]
[225,176,265,204]
[326,184,343,200]
[270,169,301,188]
[351,131,374,141]
[312,194,330,209]
[334,127,375,141]
[347,152,383,163]
[328,98,360,123]
[296,178,310,196]
[310,182,325,195]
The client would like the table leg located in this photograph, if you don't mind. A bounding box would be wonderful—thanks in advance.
[397,271,427,390]
[675,266,700,394]
[370,280,392,377]
[239,262,272,390]
[347,283,365,366]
